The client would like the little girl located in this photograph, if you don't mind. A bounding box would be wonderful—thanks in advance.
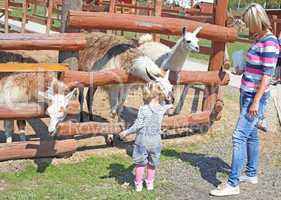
[119,81,173,192]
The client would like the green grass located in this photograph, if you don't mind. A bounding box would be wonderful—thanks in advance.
[0,144,200,200]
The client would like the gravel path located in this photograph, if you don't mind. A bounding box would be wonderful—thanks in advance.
[156,87,281,200]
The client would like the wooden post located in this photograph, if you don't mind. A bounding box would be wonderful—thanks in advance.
[21,0,28,33]
[203,0,228,113]
[153,0,161,42]
[46,0,54,34]
[58,0,83,70]
[4,0,8,33]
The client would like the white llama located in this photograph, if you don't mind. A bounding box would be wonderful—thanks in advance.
[138,26,202,114]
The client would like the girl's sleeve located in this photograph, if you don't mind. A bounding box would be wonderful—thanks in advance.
[261,38,280,76]
[161,104,173,113]
[125,107,145,134]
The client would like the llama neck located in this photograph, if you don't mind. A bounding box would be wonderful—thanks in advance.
[162,38,189,71]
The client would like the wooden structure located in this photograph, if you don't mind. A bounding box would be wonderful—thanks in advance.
[0,0,235,161]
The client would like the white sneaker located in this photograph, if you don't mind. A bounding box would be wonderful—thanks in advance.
[239,175,258,184]
[210,183,240,196]
[135,181,143,192]
[6,136,12,143]
[145,179,154,191]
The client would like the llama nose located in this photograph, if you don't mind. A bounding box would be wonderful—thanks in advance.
[195,47,199,52]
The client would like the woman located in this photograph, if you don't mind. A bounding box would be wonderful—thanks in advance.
[210,3,280,197]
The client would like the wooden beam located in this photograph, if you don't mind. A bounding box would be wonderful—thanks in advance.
[46,0,54,34]
[57,111,211,136]
[4,0,8,33]
[0,63,68,72]
[21,0,28,33]
[68,11,237,43]
[0,101,80,120]
[203,0,228,112]
[62,69,230,87]
[0,139,77,161]
[0,33,86,50]
[59,0,83,70]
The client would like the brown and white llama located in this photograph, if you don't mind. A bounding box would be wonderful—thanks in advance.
[0,72,77,143]
[78,32,173,122]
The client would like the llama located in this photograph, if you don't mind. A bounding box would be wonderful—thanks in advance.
[78,32,172,122]
[137,26,202,114]
[78,32,174,145]
[0,72,77,143]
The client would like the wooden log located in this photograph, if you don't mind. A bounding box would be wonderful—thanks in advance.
[0,101,80,120]
[0,33,86,50]
[59,0,83,70]
[62,69,230,86]
[0,63,68,72]
[0,139,77,161]
[68,11,237,43]
[203,0,228,112]
[57,111,211,136]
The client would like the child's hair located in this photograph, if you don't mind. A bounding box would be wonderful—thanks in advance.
[242,3,272,35]
[143,82,166,103]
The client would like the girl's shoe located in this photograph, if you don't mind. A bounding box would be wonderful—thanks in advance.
[134,181,143,192]
[145,179,154,191]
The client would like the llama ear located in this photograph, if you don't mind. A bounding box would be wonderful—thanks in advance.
[193,26,202,36]
[65,89,77,102]
[182,27,186,36]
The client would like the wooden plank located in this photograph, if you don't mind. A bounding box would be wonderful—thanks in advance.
[0,33,86,50]
[21,0,27,33]
[68,11,237,43]
[153,0,162,42]
[62,69,230,86]
[0,101,80,120]
[4,0,8,33]
[0,63,68,72]
[57,111,211,136]
[203,0,228,112]
[46,0,54,34]
[59,0,83,70]
[0,139,77,161]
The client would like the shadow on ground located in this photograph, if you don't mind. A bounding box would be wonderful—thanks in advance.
[100,163,135,186]
[162,149,230,187]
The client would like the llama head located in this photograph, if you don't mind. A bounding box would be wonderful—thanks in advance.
[146,69,174,104]
[39,79,77,135]
[181,26,202,53]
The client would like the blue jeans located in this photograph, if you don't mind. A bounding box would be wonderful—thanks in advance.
[228,90,270,187]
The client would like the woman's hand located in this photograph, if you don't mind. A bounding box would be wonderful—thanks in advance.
[119,131,128,140]
[248,102,259,118]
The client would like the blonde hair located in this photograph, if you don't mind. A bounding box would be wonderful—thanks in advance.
[242,3,272,35]
[143,82,166,103]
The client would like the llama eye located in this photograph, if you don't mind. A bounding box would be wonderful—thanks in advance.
[186,40,191,44]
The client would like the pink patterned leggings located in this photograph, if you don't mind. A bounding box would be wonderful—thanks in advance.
[135,164,156,184]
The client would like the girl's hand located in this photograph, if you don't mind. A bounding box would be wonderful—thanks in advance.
[119,131,128,139]
[249,102,259,118]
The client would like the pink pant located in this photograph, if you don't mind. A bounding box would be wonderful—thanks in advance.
[135,164,156,184]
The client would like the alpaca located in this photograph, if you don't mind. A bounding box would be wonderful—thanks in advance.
[78,32,171,122]
[137,27,202,114]
[0,72,77,143]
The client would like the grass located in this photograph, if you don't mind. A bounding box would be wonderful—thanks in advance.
[0,143,200,200]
